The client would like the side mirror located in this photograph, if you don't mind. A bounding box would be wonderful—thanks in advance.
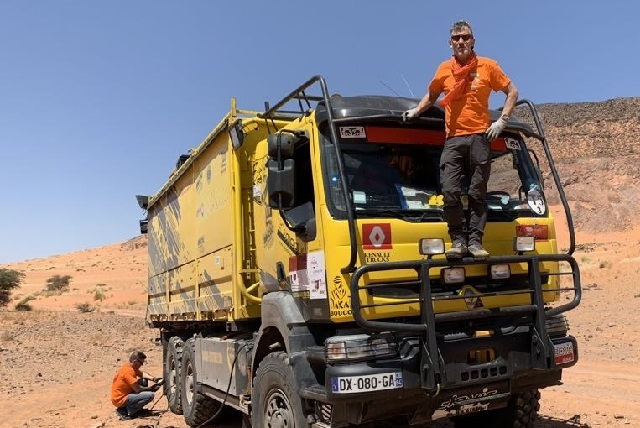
[267,133,297,158]
[175,154,190,169]
[229,119,244,150]
[267,158,295,209]
[135,195,149,210]
[282,201,316,241]
[266,131,307,210]
[139,219,148,234]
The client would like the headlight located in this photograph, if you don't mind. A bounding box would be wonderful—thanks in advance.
[442,267,465,284]
[326,333,397,362]
[490,264,510,280]
[419,238,444,255]
[513,236,535,252]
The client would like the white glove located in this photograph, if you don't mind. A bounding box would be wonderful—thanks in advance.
[402,107,419,121]
[485,117,507,141]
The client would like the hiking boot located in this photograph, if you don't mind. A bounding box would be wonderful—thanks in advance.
[116,408,133,420]
[468,244,489,260]
[446,241,468,259]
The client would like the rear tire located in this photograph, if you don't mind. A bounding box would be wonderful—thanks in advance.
[180,338,222,427]
[252,352,308,428]
[164,336,183,414]
[451,389,540,428]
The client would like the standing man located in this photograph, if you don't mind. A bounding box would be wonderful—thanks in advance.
[111,351,161,420]
[404,20,518,260]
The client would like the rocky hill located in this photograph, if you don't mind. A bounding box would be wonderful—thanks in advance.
[518,97,640,233]
[538,97,640,160]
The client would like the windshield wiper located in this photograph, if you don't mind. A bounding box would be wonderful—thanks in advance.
[486,210,519,221]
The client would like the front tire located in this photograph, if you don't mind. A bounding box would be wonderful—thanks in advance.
[180,338,222,427]
[164,336,183,414]
[252,352,308,428]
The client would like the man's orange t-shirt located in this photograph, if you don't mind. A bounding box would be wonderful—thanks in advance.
[111,363,142,407]
[428,56,511,138]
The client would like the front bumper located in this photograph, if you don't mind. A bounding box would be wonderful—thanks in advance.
[305,334,578,425]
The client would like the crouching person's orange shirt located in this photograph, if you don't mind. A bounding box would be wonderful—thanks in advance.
[111,363,141,408]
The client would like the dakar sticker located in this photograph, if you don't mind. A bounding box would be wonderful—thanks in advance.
[339,126,366,139]
[330,275,352,317]
[460,286,484,310]
[504,138,520,150]
[362,223,392,250]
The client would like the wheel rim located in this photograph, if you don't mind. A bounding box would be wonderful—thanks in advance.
[184,362,194,406]
[169,357,177,395]
[265,388,294,428]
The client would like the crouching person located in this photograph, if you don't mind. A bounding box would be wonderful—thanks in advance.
[111,351,160,420]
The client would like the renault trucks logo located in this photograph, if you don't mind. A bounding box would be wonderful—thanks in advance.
[362,223,392,250]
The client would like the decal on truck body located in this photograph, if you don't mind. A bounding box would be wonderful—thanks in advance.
[288,251,327,300]
[362,223,392,250]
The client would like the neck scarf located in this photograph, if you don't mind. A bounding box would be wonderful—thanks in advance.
[440,52,478,107]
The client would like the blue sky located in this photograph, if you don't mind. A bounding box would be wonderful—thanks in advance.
[0,1,637,264]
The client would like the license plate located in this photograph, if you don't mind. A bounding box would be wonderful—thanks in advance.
[554,341,575,365]
[331,372,403,394]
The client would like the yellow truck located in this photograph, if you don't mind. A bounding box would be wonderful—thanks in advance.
[136,75,581,428]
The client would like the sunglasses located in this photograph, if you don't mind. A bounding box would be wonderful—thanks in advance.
[450,34,473,42]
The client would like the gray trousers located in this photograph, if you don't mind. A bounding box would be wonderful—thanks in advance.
[439,133,491,245]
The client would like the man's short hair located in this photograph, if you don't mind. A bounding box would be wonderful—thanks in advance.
[129,351,147,362]
[450,20,473,36]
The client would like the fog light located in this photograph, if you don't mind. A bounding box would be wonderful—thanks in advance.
[420,238,445,255]
[442,267,465,284]
[490,264,510,279]
[513,236,535,252]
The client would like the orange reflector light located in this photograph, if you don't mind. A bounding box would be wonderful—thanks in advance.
[516,224,548,240]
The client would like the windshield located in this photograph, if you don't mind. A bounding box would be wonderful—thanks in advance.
[321,124,546,221]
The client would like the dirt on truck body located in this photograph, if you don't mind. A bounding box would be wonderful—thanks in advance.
[136,75,581,428]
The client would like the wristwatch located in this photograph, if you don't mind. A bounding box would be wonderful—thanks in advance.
[500,114,509,122]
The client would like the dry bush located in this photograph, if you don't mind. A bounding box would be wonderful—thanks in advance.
[90,284,106,301]
[1,330,15,342]
[599,260,613,269]
[75,302,95,313]
[15,295,35,311]
[0,268,25,307]
[45,274,72,292]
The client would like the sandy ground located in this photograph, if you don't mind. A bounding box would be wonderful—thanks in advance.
[2,220,640,428]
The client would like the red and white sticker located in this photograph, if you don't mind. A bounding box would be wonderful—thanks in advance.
[288,251,326,300]
[362,223,392,250]
[553,341,575,365]
[288,255,308,292]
